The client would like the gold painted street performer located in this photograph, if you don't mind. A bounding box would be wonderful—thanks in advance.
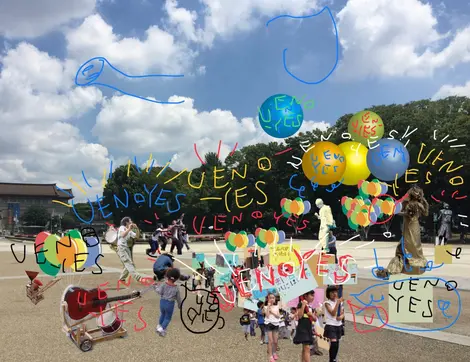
[377,186,428,278]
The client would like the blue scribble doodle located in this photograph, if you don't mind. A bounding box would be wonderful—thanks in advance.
[55,186,73,198]
[437,300,452,319]
[265,6,339,85]
[351,276,461,332]
[326,178,344,192]
[371,248,388,280]
[75,57,184,104]
[420,260,444,272]
[288,174,306,198]
[81,170,93,188]
[108,160,113,179]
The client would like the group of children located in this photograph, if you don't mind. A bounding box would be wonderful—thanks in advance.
[240,287,344,362]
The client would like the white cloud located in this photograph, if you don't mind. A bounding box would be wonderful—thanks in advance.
[0,43,108,201]
[433,81,470,100]
[66,13,198,74]
[336,0,470,79]
[92,94,330,170]
[164,0,320,47]
[0,0,96,38]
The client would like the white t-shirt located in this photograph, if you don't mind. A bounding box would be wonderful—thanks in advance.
[117,226,136,248]
[324,300,342,326]
[264,305,281,326]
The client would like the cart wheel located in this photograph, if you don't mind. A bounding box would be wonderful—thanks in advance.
[80,339,93,352]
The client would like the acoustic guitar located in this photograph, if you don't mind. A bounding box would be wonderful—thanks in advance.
[64,286,141,321]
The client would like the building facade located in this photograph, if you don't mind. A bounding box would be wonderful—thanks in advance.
[0,182,73,230]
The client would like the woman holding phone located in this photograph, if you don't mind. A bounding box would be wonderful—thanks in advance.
[117,216,143,283]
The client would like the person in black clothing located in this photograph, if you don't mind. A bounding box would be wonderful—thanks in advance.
[152,253,190,281]
[240,309,251,340]
[293,290,316,362]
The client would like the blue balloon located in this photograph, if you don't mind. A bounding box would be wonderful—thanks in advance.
[248,234,255,247]
[366,139,410,181]
[277,230,286,244]
[303,201,312,214]
[82,237,102,269]
[258,94,304,138]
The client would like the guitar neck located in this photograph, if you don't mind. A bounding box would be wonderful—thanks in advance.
[104,293,136,304]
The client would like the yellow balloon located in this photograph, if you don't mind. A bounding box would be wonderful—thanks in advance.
[302,141,346,185]
[297,201,305,215]
[72,238,88,271]
[338,142,371,186]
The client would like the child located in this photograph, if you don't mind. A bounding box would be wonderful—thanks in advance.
[250,310,257,337]
[288,307,298,340]
[155,268,183,337]
[324,286,344,362]
[294,290,316,362]
[279,309,287,339]
[264,293,281,362]
[240,309,251,340]
[257,301,266,345]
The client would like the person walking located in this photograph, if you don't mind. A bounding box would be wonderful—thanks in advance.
[117,217,142,283]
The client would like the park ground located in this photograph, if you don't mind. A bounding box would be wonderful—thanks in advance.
[0,238,469,362]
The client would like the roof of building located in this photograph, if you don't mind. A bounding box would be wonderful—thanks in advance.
[0,183,74,199]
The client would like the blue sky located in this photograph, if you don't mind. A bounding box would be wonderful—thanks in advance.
[0,0,470,199]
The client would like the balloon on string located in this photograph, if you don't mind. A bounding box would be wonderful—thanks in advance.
[37,246,60,277]
[226,239,237,252]
[34,231,50,251]
[280,198,287,207]
[348,218,358,230]
[303,201,311,214]
[366,139,410,181]
[82,239,102,269]
[56,236,79,267]
[43,234,60,266]
[248,234,255,247]
[277,230,286,244]
[394,202,403,214]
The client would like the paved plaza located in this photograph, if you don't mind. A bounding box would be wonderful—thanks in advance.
[1,238,469,362]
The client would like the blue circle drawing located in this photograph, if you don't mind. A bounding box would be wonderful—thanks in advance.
[258,94,304,138]
[366,138,410,181]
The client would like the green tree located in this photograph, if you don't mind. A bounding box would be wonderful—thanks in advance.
[22,205,50,226]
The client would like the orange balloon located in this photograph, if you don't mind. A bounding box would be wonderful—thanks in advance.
[56,236,78,267]
[234,234,244,247]
[381,201,392,215]
[290,201,300,215]
[265,231,275,244]
[356,212,366,226]
[367,182,376,195]
[301,141,347,185]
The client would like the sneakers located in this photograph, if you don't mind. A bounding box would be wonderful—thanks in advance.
[156,325,163,335]
[160,329,167,337]
[260,341,264,345]
[273,354,279,360]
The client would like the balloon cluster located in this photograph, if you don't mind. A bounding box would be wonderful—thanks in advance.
[302,110,410,185]
[280,197,311,217]
[34,230,102,277]
[254,227,286,248]
[341,179,403,230]
[224,231,253,252]
[224,227,287,251]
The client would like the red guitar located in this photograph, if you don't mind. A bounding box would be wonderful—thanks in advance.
[64,286,141,321]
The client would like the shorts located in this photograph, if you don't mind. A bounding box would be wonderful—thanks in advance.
[242,325,250,334]
[323,324,343,340]
[265,323,279,332]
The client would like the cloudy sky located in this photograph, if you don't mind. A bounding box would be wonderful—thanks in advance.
[1,0,470,201]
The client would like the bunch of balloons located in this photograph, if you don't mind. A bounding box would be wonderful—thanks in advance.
[254,227,286,248]
[34,230,102,277]
[302,110,410,185]
[280,197,311,217]
[358,179,388,199]
[341,196,373,230]
[224,231,253,252]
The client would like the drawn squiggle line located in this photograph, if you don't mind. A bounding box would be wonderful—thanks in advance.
[75,56,184,104]
[266,6,339,85]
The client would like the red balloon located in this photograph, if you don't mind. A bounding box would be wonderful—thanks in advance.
[255,228,262,237]
[34,231,50,251]
[341,196,347,205]
[224,231,231,240]
[280,198,287,207]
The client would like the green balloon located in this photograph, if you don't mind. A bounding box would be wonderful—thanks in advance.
[228,233,236,244]
[295,197,303,202]
[44,234,60,266]
[351,211,359,224]
[37,247,60,277]
[269,227,277,232]
[342,205,348,215]
[68,229,82,239]
[348,219,358,230]
[256,237,267,248]
[347,110,385,146]
[226,240,237,252]
[239,230,247,235]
